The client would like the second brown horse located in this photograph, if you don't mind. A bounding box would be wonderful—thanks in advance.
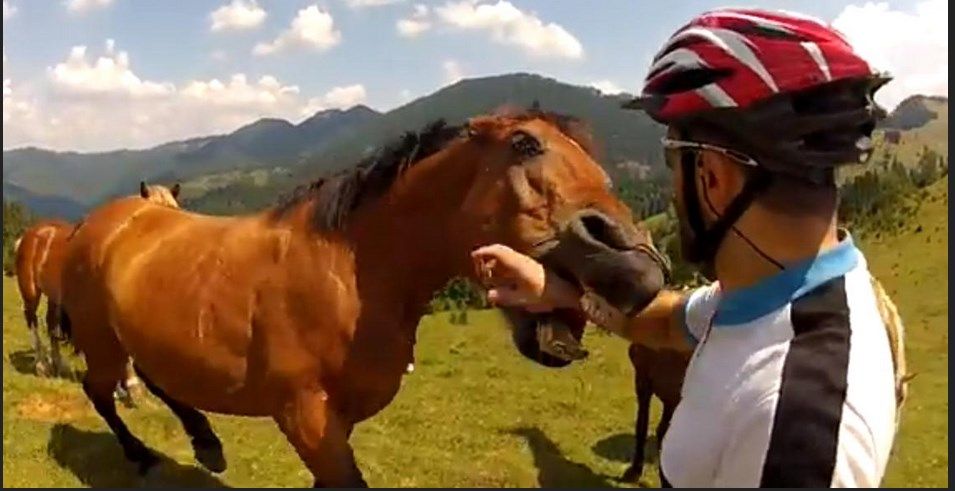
[60,110,669,486]
[13,182,181,377]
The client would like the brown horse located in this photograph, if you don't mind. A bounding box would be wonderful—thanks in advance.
[11,182,180,379]
[621,343,691,485]
[14,219,75,376]
[59,110,669,486]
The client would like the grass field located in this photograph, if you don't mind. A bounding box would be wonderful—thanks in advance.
[2,181,948,488]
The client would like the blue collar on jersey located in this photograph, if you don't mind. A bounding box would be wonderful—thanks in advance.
[713,231,861,327]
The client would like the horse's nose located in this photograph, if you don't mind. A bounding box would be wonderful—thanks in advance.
[570,209,636,252]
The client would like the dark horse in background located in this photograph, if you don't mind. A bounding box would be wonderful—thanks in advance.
[59,108,669,487]
[622,344,691,486]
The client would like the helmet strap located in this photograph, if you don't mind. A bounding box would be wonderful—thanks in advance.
[680,149,781,279]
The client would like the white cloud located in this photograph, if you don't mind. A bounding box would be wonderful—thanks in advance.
[3,48,10,98]
[180,74,300,107]
[65,0,114,13]
[253,5,341,56]
[210,50,228,61]
[590,80,624,95]
[396,4,431,37]
[4,41,370,151]
[832,0,947,109]
[399,89,412,101]
[3,1,16,21]
[48,40,175,98]
[210,0,267,32]
[435,1,584,59]
[443,59,464,84]
[345,0,404,7]
[323,84,367,107]
[302,84,367,115]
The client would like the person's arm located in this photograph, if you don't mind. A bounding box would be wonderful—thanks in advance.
[623,289,694,352]
[470,244,706,353]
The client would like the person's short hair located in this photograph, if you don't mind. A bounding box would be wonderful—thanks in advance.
[750,167,838,217]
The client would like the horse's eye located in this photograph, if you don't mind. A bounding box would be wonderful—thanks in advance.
[510,130,543,158]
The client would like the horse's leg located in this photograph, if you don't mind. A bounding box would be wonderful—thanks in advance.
[656,399,676,446]
[45,298,65,376]
[622,376,652,482]
[274,388,366,488]
[83,358,159,475]
[133,364,226,473]
[656,400,677,488]
[115,359,144,408]
[23,296,48,376]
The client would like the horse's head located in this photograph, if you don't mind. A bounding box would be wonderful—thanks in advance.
[139,181,181,208]
[452,110,670,367]
[271,109,668,369]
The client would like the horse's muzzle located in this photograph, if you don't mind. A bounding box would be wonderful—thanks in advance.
[535,209,669,318]
[506,209,670,368]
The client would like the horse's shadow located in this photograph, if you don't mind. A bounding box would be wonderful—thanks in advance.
[47,423,229,488]
[8,349,84,382]
[591,432,660,466]
[507,427,615,488]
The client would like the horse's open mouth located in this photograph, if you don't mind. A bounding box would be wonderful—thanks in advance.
[500,304,589,368]
[503,231,669,368]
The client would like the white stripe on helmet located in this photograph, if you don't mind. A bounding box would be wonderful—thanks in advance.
[800,41,832,82]
[648,47,711,80]
[696,83,737,108]
[701,10,796,36]
[660,26,779,93]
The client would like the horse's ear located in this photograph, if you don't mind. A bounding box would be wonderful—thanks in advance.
[140,181,148,198]
[171,183,181,199]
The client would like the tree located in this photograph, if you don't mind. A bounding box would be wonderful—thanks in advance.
[3,201,33,275]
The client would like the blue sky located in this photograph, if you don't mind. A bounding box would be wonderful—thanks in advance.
[3,0,947,151]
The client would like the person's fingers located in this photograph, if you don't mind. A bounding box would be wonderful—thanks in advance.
[472,255,496,285]
[470,244,512,260]
[487,285,531,307]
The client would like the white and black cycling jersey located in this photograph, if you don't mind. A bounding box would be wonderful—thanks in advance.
[660,230,905,488]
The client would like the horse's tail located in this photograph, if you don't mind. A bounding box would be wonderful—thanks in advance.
[58,307,78,353]
[4,236,23,277]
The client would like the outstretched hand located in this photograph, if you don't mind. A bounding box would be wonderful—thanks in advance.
[470,244,581,312]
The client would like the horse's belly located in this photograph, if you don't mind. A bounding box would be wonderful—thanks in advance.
[127,346,273,416]
[112,302,271,415]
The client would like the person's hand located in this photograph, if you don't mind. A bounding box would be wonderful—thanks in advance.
[471,244,581,312]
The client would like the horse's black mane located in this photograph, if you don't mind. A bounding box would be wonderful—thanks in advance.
[271,108,592,232]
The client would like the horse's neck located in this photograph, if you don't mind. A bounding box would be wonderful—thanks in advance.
[346,156,477,328]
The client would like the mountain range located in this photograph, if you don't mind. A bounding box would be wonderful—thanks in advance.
[2,73,947,219]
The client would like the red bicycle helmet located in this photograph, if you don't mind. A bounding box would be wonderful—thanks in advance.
[625,8,891,184]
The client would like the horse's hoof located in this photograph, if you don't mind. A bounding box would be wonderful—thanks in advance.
[125,441,160,476]
[35,362,50,378]
[140,462,166,487]
[194,441,227,474]
[621,464,643,483]
[114,386,136,408]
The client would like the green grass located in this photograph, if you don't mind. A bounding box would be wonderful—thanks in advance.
[3,285,662,488]
[2,181,948,487]
[860,178,949,488]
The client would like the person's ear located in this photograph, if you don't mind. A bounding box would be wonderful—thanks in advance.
[697,152,745,215]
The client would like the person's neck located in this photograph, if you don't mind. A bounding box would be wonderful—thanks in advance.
[714,206,841,291]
